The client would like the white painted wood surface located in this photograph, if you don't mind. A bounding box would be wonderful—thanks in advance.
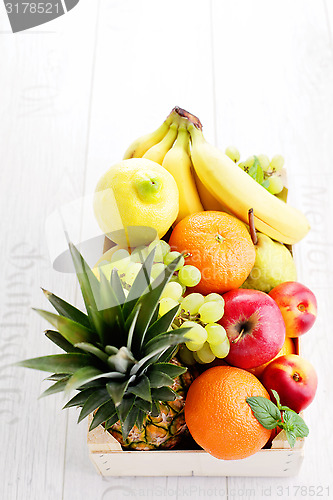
[1,0,332,499]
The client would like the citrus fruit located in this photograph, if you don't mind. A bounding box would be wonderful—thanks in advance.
[184,365,271,460]
[94,158,179,246]
[247,337,296,378]
[169,211,255,294]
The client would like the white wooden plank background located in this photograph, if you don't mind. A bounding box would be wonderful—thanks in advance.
[1,0,332,499]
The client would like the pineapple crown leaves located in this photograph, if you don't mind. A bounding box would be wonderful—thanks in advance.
[17,242,190,438]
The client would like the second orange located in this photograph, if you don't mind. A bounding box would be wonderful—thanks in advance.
[169,211,255,294]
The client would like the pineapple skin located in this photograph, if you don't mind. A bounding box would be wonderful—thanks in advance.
[108,362,194,450]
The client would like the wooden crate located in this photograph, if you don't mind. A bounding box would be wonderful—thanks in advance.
[87,337,304,477]
[88,236,304,476]
[87,420,304,477]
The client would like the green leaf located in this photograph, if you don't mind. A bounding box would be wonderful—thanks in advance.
[157,346,178,363]
[89,400,116,431]
[127,254,184,357]
[74,342,109,363]
[135,409,146,431]
[145,304,180,344]
[78,389,111,423]
[151,400,161,417]
[271,389,281,408]
[126,305,141,352]
[149,362,187,379]
[110,268,126,305]
[122,249,155,318]
[151,387,179,402]
[248,156,264,184]
[262,179,270,189]
[44,373,69,381]
[45,331,82,353]
[39,377,70,398]
[117,395,135,422]
[86,306,105,346]
[17,353,91,373]
[34,309,96,345]
[106,379,130,407]
[134,398,152,414]
[121,406,139,440]
[105,413,119,429]
[42,289,90,329]
[68,243,99,320]
[147,371,174,389]
[285,430,297,448]
[63,388,96,408]
[65,366,104,393]
[128,374,151,402]
[292,414,309,438]
[246,396,281,430]
[143,330,190,357]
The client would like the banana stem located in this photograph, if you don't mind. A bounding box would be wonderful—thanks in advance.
[248,208,258,245]
[171,107,202,130]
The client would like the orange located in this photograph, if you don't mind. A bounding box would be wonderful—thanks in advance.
[185,365,271,460]
[169,211,255,294]
[247,337,296,378]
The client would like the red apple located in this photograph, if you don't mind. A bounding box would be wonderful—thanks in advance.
[261,354,318,413]
[269,281,317,337]
[220,289,286,369]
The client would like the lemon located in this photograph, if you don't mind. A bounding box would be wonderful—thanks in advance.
[93,158,179,246]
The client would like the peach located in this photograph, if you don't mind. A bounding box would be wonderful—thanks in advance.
[261,354,318,413]
[269,281,317,337]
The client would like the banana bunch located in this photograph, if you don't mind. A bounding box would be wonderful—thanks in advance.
[124,108,203,225]
[123,107,310,244]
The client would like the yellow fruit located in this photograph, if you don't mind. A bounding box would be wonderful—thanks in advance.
[94,158,179,246]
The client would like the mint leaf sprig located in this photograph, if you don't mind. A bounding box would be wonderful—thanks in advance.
[246,389,309,448]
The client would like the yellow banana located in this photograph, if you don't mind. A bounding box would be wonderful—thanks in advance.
[123,112,174,159]
[188,124,310,244]
[143,121,178,165]
[162,125,203,224]
[194,171,231,213]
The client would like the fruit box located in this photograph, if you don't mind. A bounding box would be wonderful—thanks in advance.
[87,235,304,477]
[87,334,304,477]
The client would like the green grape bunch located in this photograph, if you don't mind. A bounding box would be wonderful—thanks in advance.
[225,146,286,196]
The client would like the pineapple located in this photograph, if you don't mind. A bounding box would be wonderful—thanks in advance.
[18,243,193,449]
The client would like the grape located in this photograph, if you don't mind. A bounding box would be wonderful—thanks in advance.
[111,249,130,262]
[195,342,216,364]
[267,175,284,195]
[148,240,170,262]
[124,262,143,286]
[269,154,285,172]
[183,320,207,351]
[198,301,224,323]
[204,293,224,304]
[178,265,201,287]
[159,297,180,317]
[181,293,205,315]
[164,251,185,270]
[205,323,227,345]
[160,281,183,301]
[151,263,166,280]
[210,337,230,358]
[225,146,240,163]
[178,344,197,366]
[257,154,270,171]
[130,246,149,263]
[169,276,186,294]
